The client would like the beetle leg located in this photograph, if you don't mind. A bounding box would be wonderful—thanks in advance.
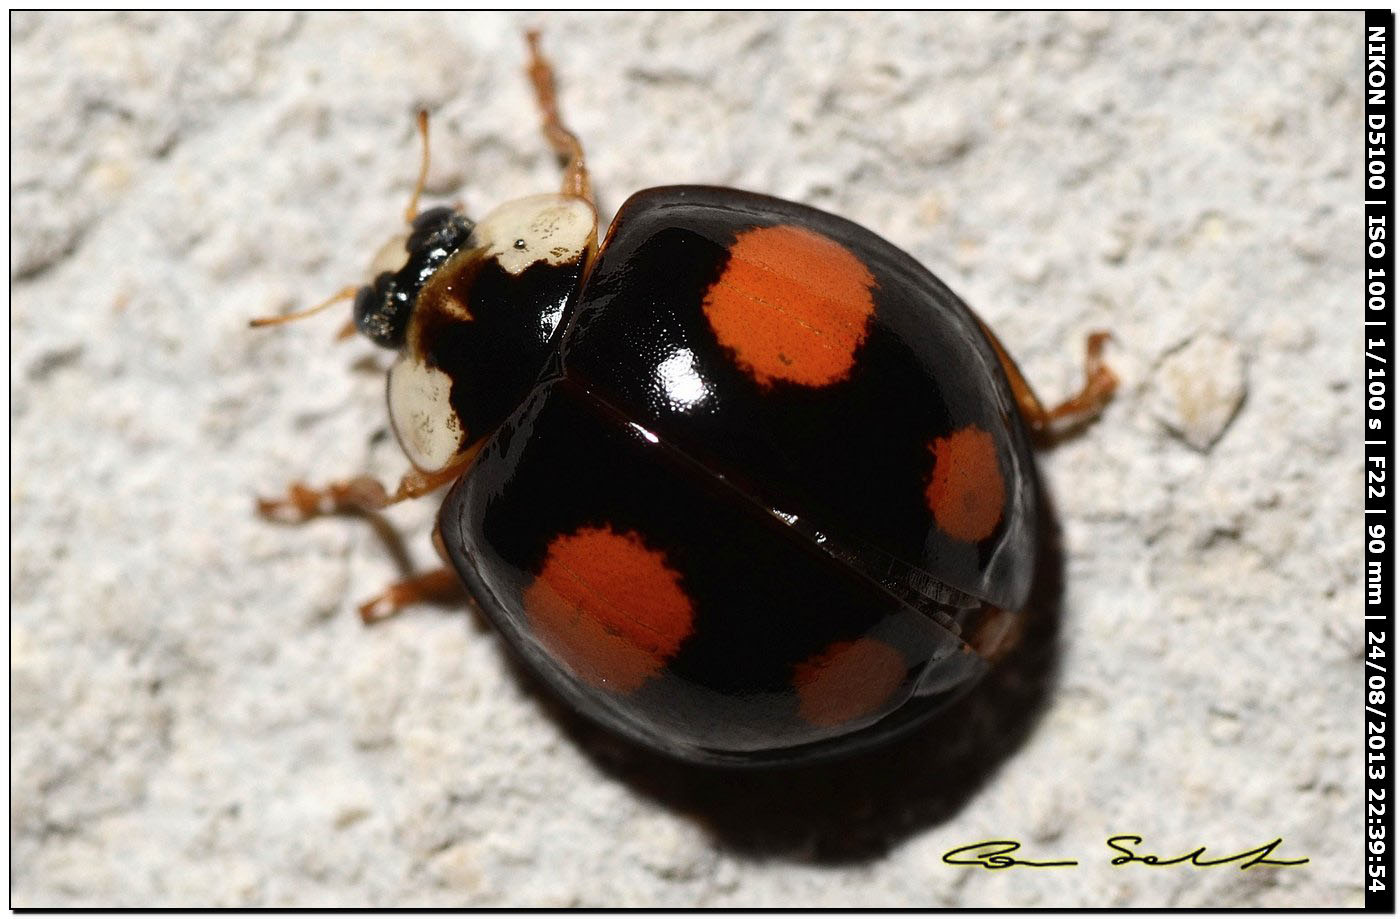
[524,30,593,205]
[977,321,1118,443]
[256,465,464,522]
[355,523,462,623]
[357,567,465,624]
[1041,331,1118,429]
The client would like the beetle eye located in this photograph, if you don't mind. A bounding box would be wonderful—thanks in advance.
[410,205,457,233]
[353,272,410,349]
[406,208,475,257]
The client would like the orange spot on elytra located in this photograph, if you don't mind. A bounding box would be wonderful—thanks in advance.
[523,526,694,693]
[703,224,876,387]
[925,425,1006,543]
[792,637,907,727]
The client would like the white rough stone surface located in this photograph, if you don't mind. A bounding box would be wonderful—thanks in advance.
[11,11,1363,908]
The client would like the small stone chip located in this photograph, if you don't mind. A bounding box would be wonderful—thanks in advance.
[1151,332,1247,452]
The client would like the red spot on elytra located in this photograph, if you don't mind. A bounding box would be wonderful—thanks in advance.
[792,637,907,727]
[523,526,694,693]
[925,425,1006,543]
[703,224,876,388]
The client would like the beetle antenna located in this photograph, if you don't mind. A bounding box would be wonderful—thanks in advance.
[249,285,359,329]
[404,109,432,225]
[252,109,432,334]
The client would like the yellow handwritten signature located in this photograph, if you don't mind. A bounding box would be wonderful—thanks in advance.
[942,837,1310,870]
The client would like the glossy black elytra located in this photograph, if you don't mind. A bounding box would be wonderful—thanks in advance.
[255,33,1117,767]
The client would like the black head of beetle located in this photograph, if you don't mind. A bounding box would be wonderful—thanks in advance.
[353,206,475,349]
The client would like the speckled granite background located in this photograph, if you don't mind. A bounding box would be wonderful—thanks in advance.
[10,11,1364,907]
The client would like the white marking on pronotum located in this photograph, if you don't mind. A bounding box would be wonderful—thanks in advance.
[471,194,597,276]
[387,356,464,472]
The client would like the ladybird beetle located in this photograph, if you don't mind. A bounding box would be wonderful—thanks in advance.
[255,33,1117,767]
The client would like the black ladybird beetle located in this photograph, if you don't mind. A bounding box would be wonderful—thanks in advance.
[255,33,1117,767]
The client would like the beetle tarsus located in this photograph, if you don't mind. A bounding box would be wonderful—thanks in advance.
[358,567,465,624]
[975,319,1118,444]
[255,463,472,523]
[256,476,390,521]
[1036,330,1119,439]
